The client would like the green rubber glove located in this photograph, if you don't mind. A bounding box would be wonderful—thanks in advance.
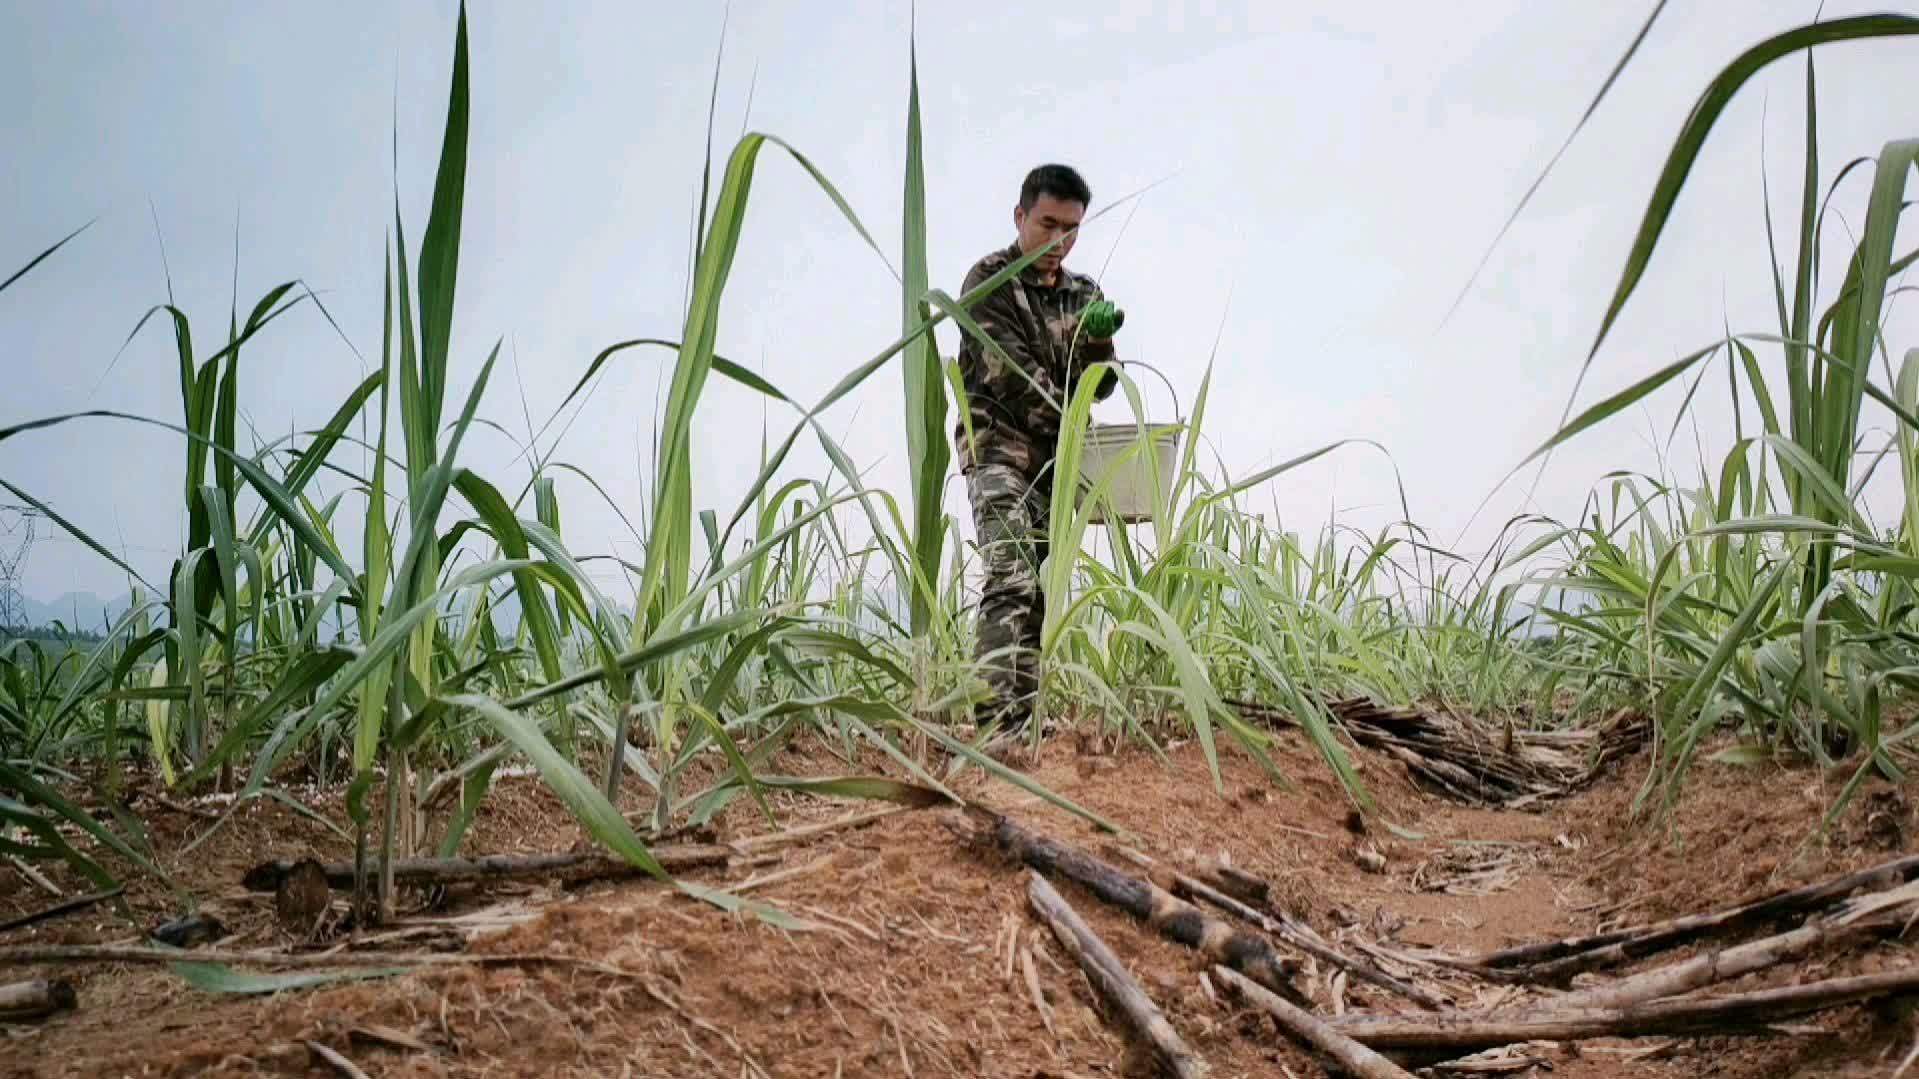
[1079,300,1125,340]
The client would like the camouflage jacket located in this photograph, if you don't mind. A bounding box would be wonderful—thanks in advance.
[952,242,1118,479]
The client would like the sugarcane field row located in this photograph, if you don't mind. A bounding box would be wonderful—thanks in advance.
[6,4,1919,1077]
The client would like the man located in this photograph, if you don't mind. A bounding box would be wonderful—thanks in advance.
[953,163,1123,749]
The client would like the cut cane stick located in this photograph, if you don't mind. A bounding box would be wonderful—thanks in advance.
[1215,966,1414,1079]
[1331,966,1919,1059]
[1027,873,1205,1079]
[991,814,1303,1000]
[0,979,77,1022]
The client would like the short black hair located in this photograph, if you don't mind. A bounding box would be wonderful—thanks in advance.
[1019,164,1091,211]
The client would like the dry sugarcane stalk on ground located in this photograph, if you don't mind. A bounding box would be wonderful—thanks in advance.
[1328,965,1919,1060]
[1548,878,1919,1012]
[1172,870,1446,1010]
[241,843,734,893]
[1466,849,1919,984]
[1233,697,1646,806]
[0,978,77,1022]
[1214,965,1415,1079]
[1109,845,1447,1011]
[973,812,1307,1000]
[967,825,1919,1073]
[1027,872,1208,1079]
[245,805,914,899]
[1310,869,1919,1064]
[0,888,125,937]
[1198,859,1277,906]
[975,721,1919,1069]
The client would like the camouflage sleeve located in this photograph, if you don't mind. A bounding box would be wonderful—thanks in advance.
[957,259,1044,413]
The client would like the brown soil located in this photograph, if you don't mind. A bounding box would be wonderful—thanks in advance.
[2,728,1916,1078]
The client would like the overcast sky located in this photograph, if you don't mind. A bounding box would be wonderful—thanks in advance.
[4,1,1916,608]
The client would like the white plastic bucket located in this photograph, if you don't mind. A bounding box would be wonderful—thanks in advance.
[1076,422,1183,524]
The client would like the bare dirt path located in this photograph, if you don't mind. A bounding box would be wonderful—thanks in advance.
[2,728,1914,1078]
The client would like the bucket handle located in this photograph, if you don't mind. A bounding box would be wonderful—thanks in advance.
[1111,359,1183,423]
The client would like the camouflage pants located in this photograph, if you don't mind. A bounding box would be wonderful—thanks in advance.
[966,462,1052,732]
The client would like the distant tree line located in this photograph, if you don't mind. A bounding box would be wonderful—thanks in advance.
[0,623,106,645]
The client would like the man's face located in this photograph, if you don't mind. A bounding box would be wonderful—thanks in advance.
[1014,193,1084,277]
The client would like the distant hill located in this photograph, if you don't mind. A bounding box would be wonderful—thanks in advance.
[22,590,134,633]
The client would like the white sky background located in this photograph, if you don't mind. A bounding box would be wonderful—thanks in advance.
[4,1,1917,606]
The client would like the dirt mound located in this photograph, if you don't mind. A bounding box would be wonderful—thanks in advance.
[1566,753,1916,923]
[3,729,1916,1078]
